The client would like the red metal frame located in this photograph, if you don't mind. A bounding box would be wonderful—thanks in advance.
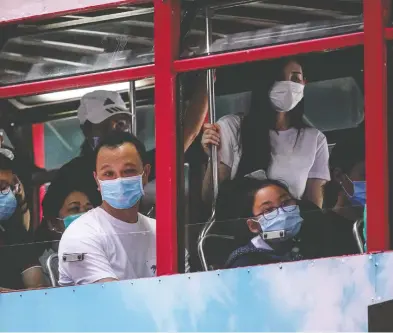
[0,0,151,26]
[174,32,364,72]
[32,124,45,222]
[364,0,390,251]
[154,0,180,276]
[0,65,154,99]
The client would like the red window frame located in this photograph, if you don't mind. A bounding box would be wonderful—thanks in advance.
[0,0,390,275]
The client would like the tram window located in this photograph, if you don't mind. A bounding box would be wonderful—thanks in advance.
[42,104,155,171]
[190,49,366,272]
[44,117,84,170]
[212,77,364,134]
[182,0,363,57]
[0,4,154,85]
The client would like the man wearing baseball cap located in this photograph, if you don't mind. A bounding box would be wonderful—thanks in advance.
[44,75,208,211]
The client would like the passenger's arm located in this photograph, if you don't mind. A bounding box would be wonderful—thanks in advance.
[201,119,235,207]
[304,178,327,209]
[305,133,330,208]
[21,266,48,289]
[202,162,231,207]
[94,277,119,284]
[58,233,118,286]
[183,73,208,152]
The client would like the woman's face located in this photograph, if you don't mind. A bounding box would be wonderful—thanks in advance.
[282,61,305,84]
[248,184,294,234]
[58,191,93,219]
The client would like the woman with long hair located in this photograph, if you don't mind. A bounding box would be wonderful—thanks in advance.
[202,57,330,208]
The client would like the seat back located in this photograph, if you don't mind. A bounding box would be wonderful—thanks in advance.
[46,253,59,287]
[353,219,365,253]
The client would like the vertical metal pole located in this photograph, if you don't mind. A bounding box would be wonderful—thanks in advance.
[364,0,390,251]
[205,8,219,207]
[128,81,137,136]
[154,0,180,276]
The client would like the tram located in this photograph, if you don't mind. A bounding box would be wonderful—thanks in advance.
[0,0,392,331]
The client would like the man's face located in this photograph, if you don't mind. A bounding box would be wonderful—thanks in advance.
[94,142,150,188]
[85,114,132,148]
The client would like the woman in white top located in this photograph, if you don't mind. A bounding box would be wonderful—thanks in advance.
[202,57,330,208]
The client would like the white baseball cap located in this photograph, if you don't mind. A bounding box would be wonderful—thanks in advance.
[77,90,130,125]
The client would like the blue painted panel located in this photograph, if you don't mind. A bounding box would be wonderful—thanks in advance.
[0,253,390,332]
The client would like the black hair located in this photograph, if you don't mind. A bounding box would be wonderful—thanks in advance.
[324,128,365,208]
[214,177,291,245]
[236,57,308,178]
[94,131,147,167]
[80,120,93,156]
[42,178,97,219]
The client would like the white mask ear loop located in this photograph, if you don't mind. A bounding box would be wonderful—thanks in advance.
[340,174,354,198]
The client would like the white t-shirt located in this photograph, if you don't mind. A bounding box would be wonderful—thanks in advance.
[217,114,330,199]
[58,207,156,286]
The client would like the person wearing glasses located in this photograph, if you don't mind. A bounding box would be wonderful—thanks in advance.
[201,57,330,210]
[212,177,335,269]
[0,151,47,291]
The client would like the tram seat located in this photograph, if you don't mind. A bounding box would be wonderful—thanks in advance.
[46,253,59,287]
[353,219,365,254]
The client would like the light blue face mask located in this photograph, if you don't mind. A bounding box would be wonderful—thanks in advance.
[62,213,84,229]
[343,175,366,207]
[257,205,303,242]
[99,174,144,209]
[0,190,17,222]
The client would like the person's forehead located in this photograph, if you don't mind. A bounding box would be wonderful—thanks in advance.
[0,170,13,182]
[97,142,142,166]
[284,61,302,73]
[64,191,89,204]
[255,185,287,203]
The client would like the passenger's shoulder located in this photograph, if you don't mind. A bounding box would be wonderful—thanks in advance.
[62,208,101,238]
[138,213,156,233]
[303,127,327,142]
[217,113,242,128]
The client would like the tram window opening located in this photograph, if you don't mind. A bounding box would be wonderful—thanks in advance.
[191,48,366,272]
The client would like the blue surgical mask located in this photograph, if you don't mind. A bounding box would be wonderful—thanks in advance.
[62,213,84,229]
[257,205,303,242]
[99,174,144,209]
[0,190,17,222]
[343,175,366,207]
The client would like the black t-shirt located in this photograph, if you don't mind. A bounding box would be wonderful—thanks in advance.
[323,210,359,256]
[0,217,39,290]
[51,148,156,207]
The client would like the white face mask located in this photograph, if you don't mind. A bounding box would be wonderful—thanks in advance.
[269,81,305,112]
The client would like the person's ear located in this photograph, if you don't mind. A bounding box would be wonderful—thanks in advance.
[247,219,261,234]
[142,164,151,186]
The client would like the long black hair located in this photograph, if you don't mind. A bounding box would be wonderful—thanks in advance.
[236,57,308,178]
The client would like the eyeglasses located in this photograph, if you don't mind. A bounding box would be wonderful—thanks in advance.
[256,199,297,221]
[0,183,20,195]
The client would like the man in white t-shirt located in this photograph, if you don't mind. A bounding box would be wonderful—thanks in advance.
[58,131,156,286]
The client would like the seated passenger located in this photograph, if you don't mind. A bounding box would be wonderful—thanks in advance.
[214,177,353,269]
[0,151,47,291]
[323,129,365,254]
[58,132,155,285]
[35,179,95,284]
[201,57,329,208]
[51,79,208,214]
